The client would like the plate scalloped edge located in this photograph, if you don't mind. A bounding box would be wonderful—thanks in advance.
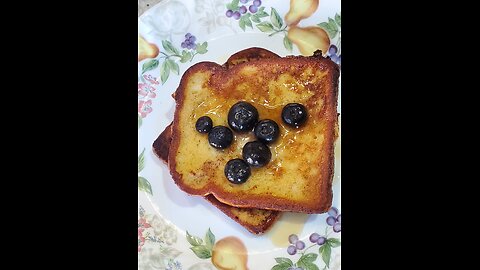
[138,0,341,269]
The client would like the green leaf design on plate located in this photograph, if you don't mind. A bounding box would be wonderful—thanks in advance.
[226,0,239,11]
[160,60,170,84]
[196,42,208,54]
[270,8,283,29]
[318,19,338,39]
[251,14,261,23]
[243,14,253,28]
[204,228,215,250]
[256,22,274,32]
[244,18,253,28]
[257,7,268,17]
[162,40,179,55]
[190,245,212,259]
[180,50,192,63]
[166,59,179,75]
[335,13,341,26]
[274,258,293,266]
[138,176,152,195]
[138,114,142,129]
[302,253,318,262]
[297,253,319,270]
[328,18,338,32]
[186,231,204,246]
[271,264,291,270]
[283,36,293,51]
[297,261,319,270]
[138,148,145,173]
[327,238,341,248]
[239,17,246,31]
[320,244,331,268]
[142,59,159,74]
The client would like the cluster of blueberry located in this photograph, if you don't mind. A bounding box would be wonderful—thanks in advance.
[195,101,308,183]
[181,33,197,50]
[226,0,262,20]
[327,44,341,65]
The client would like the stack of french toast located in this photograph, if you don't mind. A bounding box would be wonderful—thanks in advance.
[153,47,339,234]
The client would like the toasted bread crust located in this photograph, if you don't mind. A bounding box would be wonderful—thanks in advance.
[223,47,280,68]
[205,194,281,234]
[169,51,339,213]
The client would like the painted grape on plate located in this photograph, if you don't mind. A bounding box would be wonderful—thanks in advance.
[271,207,341,270]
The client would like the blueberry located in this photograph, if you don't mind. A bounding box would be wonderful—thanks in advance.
[288,234,298,244]
[226,10,233,17]
[326,216,337,226]
[317,236,327,245]
[195,116,213,133]
[333,223,341,232]
[253,0,262,7]
[337,214,341,223]
[189,35,196,43]
[228,101,259,132]
[208,126,233,149]
[181,42,187,48]
[185,33,192,39]
[254,119,280,144]
[224,159,251,184]
[309,232,320,243]
[239,6,247,14]
[242,141,271,167]
[281,103,308,128]
[249,5,258,13]
[287,245,297,255]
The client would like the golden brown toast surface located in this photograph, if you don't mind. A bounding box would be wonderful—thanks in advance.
[152,48,281,234]
[169,51,339,213]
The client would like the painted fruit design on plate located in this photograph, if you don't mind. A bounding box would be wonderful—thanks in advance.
[187,229,249,270]
[138,35,159,62]
[284,0,331,56]
[212,237,248,270]
[284,0,319,26]
[287,26,330,56]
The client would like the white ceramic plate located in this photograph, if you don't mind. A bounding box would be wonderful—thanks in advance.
[138,1,341,269]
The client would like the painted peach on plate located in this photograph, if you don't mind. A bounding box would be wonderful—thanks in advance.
[211,236,249,270]
[284,0,320,26]
[287,26,330,56]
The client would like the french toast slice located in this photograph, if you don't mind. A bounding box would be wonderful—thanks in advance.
[153,123,279,234]
[169,50,339,213]
[153,48,281,234]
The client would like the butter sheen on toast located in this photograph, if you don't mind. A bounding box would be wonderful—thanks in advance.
[153,123,279,234]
